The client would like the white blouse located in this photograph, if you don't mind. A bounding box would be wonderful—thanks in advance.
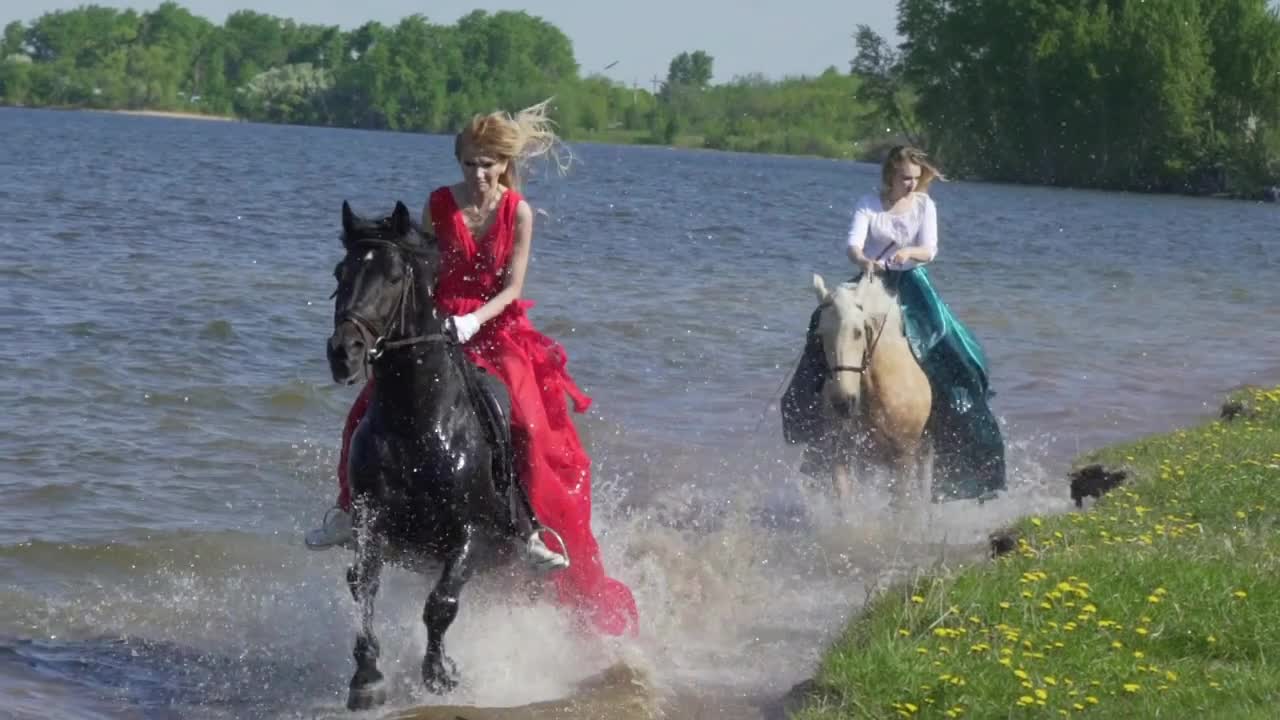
[845,192,938,270]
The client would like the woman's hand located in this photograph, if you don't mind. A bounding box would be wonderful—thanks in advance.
[861,259,881,276]
[448,314,482,343]
[891,248,916,265]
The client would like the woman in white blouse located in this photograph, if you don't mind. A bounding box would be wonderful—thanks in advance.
[846,148,939,274]
[782,146,1007,502]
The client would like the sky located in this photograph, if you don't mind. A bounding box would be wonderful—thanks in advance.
[2,0,901,85]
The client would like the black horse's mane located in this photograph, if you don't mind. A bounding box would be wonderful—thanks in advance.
[342,220,434,254]
[340,198,436,256]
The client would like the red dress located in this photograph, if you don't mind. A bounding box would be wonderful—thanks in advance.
[335,186,638,637]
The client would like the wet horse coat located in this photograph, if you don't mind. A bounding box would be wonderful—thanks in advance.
[810,273,934,504]
[326,200,526,710]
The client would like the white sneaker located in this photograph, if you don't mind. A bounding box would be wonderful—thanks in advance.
[526,528,570,573]
[305,507,354,550]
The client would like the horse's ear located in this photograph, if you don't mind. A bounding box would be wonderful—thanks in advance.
[341,200,357,242]
[812,273,830,304]
[391,200,412,237]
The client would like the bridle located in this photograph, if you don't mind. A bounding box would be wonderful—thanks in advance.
[824,307,889,377]
[334,238,452,363]
[826,245,899,377]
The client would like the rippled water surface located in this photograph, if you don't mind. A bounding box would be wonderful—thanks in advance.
[1,107,1277,718]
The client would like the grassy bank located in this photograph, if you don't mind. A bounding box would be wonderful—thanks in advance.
[794,386,1280,719]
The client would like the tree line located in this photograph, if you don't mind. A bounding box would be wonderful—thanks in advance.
[2,1,1277,196]
[0,3,889,160]
[857,0,1280,197]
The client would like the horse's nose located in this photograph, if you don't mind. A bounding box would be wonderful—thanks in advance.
[328,333,363,356]
[831,397,854,418]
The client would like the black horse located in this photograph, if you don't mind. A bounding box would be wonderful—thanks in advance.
[326,200,530,710]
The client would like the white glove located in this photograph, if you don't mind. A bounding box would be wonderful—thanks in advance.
[449,313,481,343]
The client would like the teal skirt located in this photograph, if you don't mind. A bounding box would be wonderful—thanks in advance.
[781,267,1006,501]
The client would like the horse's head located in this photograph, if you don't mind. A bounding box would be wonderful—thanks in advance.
[327,200,441,385]
[812,273,890,419]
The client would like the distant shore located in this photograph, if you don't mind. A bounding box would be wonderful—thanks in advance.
[98,108,241,122]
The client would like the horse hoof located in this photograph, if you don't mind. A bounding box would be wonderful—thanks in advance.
[423,657,459,695]
[346,680,387,711]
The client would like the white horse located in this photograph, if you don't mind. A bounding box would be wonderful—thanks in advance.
[811,273,933,506]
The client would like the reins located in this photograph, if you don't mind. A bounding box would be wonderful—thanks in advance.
[334,238,454,364]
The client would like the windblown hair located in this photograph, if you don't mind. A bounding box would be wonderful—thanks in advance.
[454,98,572,190]
[882,145,945,194]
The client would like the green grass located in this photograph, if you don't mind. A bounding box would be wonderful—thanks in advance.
[794,386,1280,719]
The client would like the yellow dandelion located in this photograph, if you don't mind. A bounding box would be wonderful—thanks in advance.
[1233,590,1248,599]
[1035,688,1049,700]
[1123,683,1140,693]
[911,595,925,604]
[1135,627,1149,636]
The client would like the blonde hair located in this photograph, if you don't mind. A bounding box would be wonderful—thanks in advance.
[454,98,572,191]
[882,145,945,193]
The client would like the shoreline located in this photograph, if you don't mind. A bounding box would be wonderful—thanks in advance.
[790,384,1280,719]
[96,108,241,122]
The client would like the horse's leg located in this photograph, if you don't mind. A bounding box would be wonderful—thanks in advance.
[917,438,936,504]
[833,460,853,501]
[831,432,854,501]
[422,525,476,694]
[346,532,386,711]
[889,443,926,512]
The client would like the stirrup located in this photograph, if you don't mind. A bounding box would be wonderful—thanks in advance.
[527,526,570,573]
[304,507,354,551]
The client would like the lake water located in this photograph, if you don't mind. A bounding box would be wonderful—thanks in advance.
[0,107,1276,718]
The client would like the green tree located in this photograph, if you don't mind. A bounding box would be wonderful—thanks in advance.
[2,20,26,57]
[850,24,921,147]
[238,62,332,123]
[895,0,1280,193]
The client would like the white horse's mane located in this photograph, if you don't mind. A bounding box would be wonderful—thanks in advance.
[830,275,897,323]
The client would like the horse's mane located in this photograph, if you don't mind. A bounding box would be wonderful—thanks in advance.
[342,218,436,259]
[834,275,900,329]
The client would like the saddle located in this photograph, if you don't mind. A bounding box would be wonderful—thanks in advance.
[455,358,523,530]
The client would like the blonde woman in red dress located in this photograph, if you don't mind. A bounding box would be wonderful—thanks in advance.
[307,101,639,636]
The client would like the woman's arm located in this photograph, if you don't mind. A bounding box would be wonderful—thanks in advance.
[470,199,534,325]
[845,203,881,271]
